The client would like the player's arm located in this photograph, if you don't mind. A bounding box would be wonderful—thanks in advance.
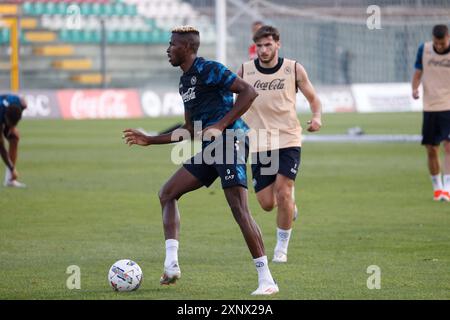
[296,63,322,132]
[218,77,257,129]
[412,70,422,99]
[0,124,16,174]
[237,65,243,78]
[202,77,257,138]
[412,44,424,100]
[123,111,193,147]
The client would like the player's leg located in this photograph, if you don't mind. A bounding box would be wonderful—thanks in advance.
[251,151,277,211]
[422,111,446,200]
[442,140,450,199]
[3,126,25,188]
[158,166,205,285]
[6,127,19,165]
[272,174,295,262]
[274,174,295,228]
[425,144,447,201]
[159,166,204,240]
[255,184,276,211]
[224,186,265,258]
[271,147,301,262]
[223,186,278,295]
[439,111,450,200]
[218,136,278,295]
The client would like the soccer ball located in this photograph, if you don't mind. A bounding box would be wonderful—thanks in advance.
[108,259,143,292]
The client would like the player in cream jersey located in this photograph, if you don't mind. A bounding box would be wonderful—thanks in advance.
[412,24,450,201]
[238,25,322,263]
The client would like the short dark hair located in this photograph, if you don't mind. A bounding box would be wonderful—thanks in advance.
[5,105,23,126]
[171,25,200,54]
[432,24,449,39]
[253,25,280,42]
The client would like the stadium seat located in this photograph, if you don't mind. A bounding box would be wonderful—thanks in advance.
[0,28,10,44]
[33,45,75,56]
[52,58,93,70]
[24,31,57,43]
[70,73,110,85]
[0,4,18,15]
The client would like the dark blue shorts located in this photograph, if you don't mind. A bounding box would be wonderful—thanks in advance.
[422,111,450,146]
[250,147,301,193]
[183,133,249,189]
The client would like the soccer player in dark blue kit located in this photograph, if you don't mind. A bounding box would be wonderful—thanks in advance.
[123,26,279,295]
[0,94,27,188]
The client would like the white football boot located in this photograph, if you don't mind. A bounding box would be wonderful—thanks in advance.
[4,179,27,188]
[272,251,288,263]
[251,281,279,295]
[4,169,26,188]
[160,261,181,285]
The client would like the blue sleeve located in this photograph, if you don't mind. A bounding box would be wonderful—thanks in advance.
[1,94,21,107]
[414,43,424,70]
[203,61,237,89]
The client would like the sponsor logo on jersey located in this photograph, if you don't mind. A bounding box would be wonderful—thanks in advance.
[182,87,196,102]
[253,79,285,91]
[428,58,450,68]
[225,168,235,181]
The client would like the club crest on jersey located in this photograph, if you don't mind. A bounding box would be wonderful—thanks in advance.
[182,87,196,102]
[284,66,292,74]
[190,76,197,85]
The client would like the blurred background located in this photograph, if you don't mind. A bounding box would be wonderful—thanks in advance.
[0,0,449,118]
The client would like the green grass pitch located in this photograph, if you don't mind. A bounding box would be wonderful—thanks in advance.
[0,112,449,299]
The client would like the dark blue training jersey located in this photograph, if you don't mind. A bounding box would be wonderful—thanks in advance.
[179,57,249,143]
[0,94,23,125]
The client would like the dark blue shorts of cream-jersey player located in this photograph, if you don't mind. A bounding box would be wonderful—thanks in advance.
[251,147,301,193]
[421,111,450,146]
[183,133,249,189]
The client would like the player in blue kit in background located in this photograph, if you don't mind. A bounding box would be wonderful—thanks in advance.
[0,94,27,188]
[123,26,279,295]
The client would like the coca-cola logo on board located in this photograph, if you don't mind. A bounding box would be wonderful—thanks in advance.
[58,90,142,119]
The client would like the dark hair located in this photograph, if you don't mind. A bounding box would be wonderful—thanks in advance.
[432,24,449,39]
[253,25,280,42]
[5,105,23,126]
[171,26,200,54]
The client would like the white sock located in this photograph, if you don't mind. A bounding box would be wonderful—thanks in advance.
[443,175,450,192]
[5,168,11,183]
[164,239,179,268]
[431,174,443,191]
[253,256,275,285]
[275,227,292,255]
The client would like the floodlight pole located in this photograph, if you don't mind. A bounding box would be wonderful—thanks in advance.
[215,0,227,65]
[6,15,20,91]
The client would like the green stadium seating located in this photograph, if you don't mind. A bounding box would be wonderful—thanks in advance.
[0,28,10,44]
